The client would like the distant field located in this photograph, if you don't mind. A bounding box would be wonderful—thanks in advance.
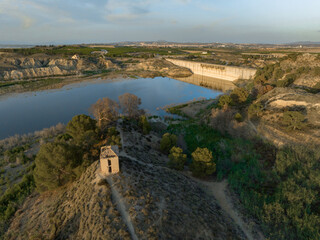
[0,45,185,57]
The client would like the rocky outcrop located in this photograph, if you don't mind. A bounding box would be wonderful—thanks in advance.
[256,88,320,146]
[294,75,320,89]
[260,88,320,127]
[281,53,320,89]
[0,54,116,80]
[124,58,193,78]
[3,66,72,79]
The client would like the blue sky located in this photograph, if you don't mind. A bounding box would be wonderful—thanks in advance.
[0,0,320,44]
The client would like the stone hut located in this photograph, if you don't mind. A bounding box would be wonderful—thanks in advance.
[100,145,120,175]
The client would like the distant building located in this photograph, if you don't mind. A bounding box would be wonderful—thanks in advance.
[202,51,208,55]
[71,54,80,60]
[91,49,108,55]
[100,145,120,175]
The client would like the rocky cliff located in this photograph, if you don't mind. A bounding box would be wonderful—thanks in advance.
[0,53,116,80]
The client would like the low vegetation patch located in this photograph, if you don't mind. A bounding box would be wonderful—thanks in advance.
[168,120,320,239]
[282,111,306,131]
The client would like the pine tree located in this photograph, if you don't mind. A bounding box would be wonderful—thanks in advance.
[33,142,82,192]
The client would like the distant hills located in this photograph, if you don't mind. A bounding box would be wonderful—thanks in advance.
[287,41,320,46]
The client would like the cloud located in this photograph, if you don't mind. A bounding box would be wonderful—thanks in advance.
[0,0,36,28]
[104,0,151,23]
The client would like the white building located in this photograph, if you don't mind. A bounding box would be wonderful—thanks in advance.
[100,145,120,175]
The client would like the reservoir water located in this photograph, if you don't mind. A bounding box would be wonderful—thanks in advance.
[0,77,225,139]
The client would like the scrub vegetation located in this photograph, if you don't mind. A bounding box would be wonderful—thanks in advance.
[1,45,184,57]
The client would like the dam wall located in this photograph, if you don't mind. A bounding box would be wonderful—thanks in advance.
[166,59,256,81]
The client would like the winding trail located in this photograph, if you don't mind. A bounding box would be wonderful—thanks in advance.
[193,179,265,240]
[106,176,139,240]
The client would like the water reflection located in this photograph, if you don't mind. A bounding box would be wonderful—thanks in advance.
[174,74,236,92]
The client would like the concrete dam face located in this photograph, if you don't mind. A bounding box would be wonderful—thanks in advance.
[167,59,256,82]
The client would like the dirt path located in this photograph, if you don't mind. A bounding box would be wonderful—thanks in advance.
[117,121,264,240]
[194,178,265,240]
[106,176,139,240]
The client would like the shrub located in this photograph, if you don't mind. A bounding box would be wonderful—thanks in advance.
[273,67,284,80]
[282,111,306,130]
[168,147,187,170]
[230,88,249,105]
[101,127,122,149]
[313,67,320,76]
[287,53,299,61]
[255,84,274,97]
[211,108,236,135]
[160,133,177,154]
[234,113,243,122]
[254,64,275,84]
[296,66,311,75]
[218,95,232,109]
[0,173,35,231]
[139,115,151,135]
[276,73,297,87]
[191,147,216,177]
[248,102,264,119]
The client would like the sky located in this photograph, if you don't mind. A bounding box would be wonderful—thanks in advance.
[0,0,320,44]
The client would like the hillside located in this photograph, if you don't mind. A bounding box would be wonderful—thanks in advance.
[5,157,245,240]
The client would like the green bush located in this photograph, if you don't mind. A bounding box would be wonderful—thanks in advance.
[160,133,177,154]
[248,102,264,119]
[218,95,232,109]
[0,173,35,233]
[254,64,276,84]
[230,87,249,105]
[168,147,187,170]
[191,147,216,177]
[287,53,299,61]
[234,113,243,122]
[139,115,151,134]
[276,73,297,87]
[296,66,311,75]
[273,67,285,80]
[282,111,306,130]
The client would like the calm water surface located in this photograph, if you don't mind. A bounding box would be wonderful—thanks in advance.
[0,77,223,139]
